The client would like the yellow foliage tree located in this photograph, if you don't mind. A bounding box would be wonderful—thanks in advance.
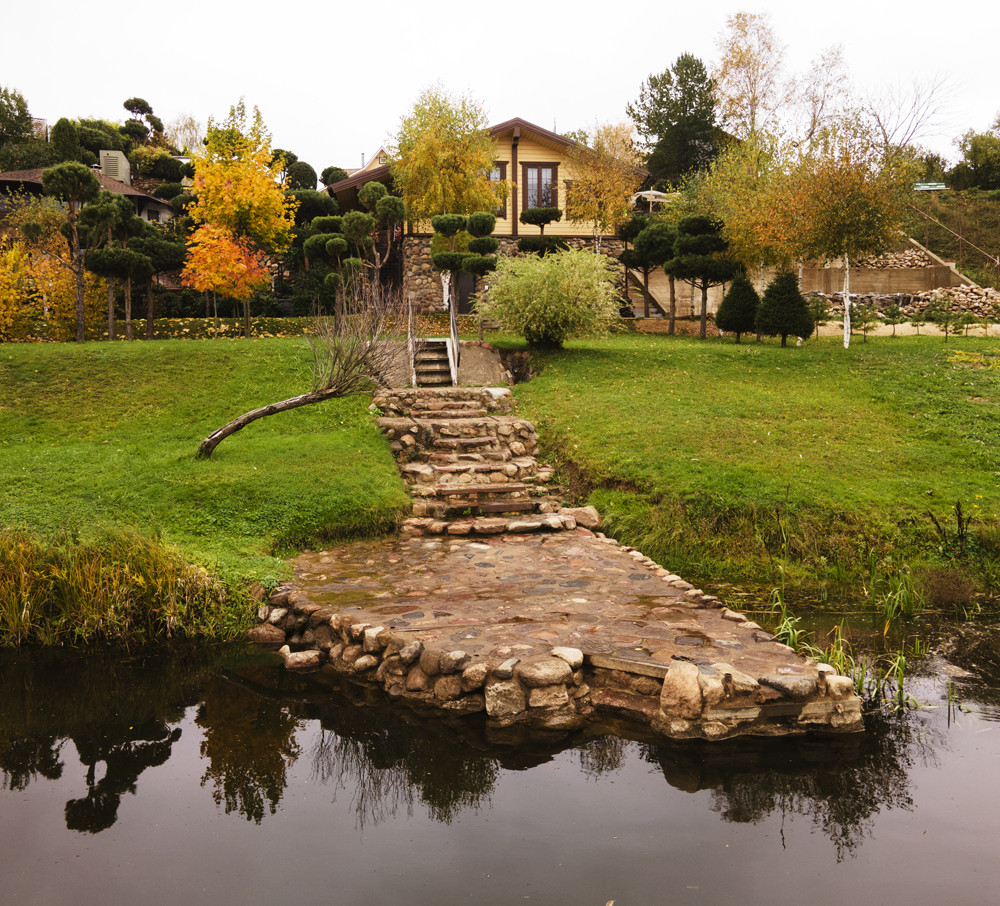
[0,234,31,339]
[3,195,109,339]
[389,86,503,222]
[565,122,644,253]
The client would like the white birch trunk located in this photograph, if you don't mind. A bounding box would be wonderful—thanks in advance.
[842,254,851,349]
[441,272,451,312]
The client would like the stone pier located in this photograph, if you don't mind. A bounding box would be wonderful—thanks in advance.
[252,386,863,741]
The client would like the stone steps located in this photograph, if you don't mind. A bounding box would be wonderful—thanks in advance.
[372,386,579,537]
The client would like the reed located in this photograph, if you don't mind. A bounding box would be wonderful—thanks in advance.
[0,526,253,646]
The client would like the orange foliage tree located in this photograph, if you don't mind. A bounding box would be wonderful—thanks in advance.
[183,100,297,335]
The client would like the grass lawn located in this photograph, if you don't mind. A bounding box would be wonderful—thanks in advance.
[506,330,1000,602]
[0,338,410,588]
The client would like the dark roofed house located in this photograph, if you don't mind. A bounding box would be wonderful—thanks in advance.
[0,168,175,223]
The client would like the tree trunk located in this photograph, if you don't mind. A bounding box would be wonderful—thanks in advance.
[699,284,708,339]
[243,298,250,338]
[197,386,351,458]
[668,275,676,335]
[124,277,133,340]
[107,277,115,341]
[146,278,155,339]
[72,219,85,343]
[842,254,851,350]
[643,270,650,318]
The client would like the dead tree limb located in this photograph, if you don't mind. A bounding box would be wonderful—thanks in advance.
[196,279,405,458]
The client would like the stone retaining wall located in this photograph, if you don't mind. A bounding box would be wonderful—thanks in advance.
[403,235,627,312]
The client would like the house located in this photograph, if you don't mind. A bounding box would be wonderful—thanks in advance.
[0,167,175,223]
[325,117,636,312]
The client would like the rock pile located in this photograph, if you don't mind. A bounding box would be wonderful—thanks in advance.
[855,248,933,268]
[812,283,998,318]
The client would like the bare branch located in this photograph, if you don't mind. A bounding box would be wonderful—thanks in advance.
[196,279,407,458]
[865,73,954,153]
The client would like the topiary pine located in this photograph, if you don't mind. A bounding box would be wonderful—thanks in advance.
[755,272,814,347]
[715,275,760,343]
[519,207,562,234]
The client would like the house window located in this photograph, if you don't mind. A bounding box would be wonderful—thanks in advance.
[489,161,508,219]
[522,163,559,210]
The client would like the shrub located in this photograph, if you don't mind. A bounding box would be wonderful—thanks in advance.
[517,236,568,256]
[321,165,349,185]
[287,160,317,190]
[466,212,497,237]
[357,180,387,211]
[715,275,759,342]
[153,181,184,199]
[519,206,562,233]
[755,272,813,346]
[478,247,620,347]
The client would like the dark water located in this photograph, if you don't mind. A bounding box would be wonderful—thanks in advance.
[1,630,998,906]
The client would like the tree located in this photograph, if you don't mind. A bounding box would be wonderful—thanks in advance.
[321,166,349,185]
[0,85,33,146]
[129,230,187,338]
[621,219,676,320]
[286,161,317,190]
[185,100,297,335]
[755,271,813,346]
[665,214,738,339]
[0,235,31,339]
[627,54,719,186]
[196,280,405,457]
[41,162,101,342]
[122,97,164,146]
[477,248,619,347]
[715,275,759,342]
[713,12,793,140]
[164,113,204,154]
[787,124,916,348]
[565,122,644,253]
[519,207,562,234]
[949,117,1000,190]
[389,85,502,221]
[79,191,137,339]
[288,189,338,226]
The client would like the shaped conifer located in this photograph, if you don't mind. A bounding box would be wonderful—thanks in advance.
[715,275,759,343]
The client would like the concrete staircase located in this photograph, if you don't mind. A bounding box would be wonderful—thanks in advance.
[372,387,598,537]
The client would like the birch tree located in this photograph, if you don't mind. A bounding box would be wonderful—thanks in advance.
[565,122,644,254]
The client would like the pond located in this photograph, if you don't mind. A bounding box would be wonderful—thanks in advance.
[2,626,998,906]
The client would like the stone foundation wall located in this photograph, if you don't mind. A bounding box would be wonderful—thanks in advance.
[403,235,628,313]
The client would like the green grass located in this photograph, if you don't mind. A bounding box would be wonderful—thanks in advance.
[506,331,1000,602]
[0,339,410,590]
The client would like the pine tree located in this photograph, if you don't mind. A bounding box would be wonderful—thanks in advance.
[715,275,759,342]
[755,272,813,346]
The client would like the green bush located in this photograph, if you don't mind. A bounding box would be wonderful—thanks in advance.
[153,181,184,199]
[516,236,568,256]
[478,247,620,347]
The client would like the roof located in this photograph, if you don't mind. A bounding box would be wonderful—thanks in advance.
[324,117,580,195]
[0,168,170,205]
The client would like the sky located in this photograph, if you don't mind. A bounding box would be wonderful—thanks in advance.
[4,0,997,179]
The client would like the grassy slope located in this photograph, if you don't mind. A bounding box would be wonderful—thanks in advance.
[0,339,410,585]
[911,191,1000,288]
[510,332,1000,594]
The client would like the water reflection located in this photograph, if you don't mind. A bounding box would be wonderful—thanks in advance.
[0,639,981,861]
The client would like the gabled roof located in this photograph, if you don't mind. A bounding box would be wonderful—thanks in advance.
[324,117,581,195]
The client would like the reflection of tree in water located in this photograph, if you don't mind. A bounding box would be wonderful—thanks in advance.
[195,674,301,824]
[577,734,627,778]
[65,721,182,833]
[0,646,267,833]
[645,711,942,861]
[305,696,501,828]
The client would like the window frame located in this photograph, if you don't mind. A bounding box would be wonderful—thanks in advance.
[521,162,559,213]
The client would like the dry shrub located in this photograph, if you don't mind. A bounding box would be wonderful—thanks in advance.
[921,567,976,609]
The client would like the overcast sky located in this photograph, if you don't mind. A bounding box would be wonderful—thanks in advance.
[5,1,996,179]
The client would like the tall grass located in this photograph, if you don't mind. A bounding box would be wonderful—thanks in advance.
[0,526,253,646]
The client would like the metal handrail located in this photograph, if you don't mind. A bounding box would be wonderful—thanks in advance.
[407,293,417,388]
[447,285,460,386]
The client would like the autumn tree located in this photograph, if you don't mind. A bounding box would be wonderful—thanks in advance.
[164,113,205,154]
[184,100,297,336]
[713,12,794,141]
[389,86,502,221]
[627,54,720,186]
[565,122,644,253]
[0,235,31,339]
[786,124,915,348]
